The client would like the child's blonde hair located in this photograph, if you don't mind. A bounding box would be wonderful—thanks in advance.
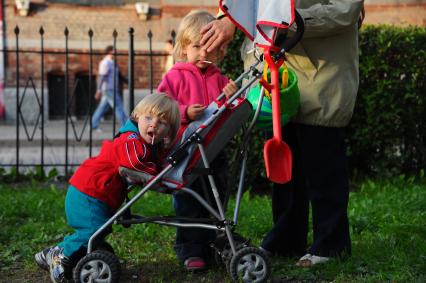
[173,10,216,62]
[131,93,181,142]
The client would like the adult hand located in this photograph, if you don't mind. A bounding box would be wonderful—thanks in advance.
[223,79,238,99]
[95,90,102,101]
[200,16,235,53]
[186,104,207,121]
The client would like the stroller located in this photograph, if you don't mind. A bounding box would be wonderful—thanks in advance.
[72,5,304,283]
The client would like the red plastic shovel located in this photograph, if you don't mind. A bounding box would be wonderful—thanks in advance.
[263,48,292,184]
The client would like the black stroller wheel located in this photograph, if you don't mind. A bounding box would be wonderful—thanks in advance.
[94,241,115,254]
[212,232,249,269]
[213,249,233,273]
[229,247,271,283]
[73,250,121,283]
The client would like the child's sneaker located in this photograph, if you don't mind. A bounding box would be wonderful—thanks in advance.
[34,247,51,271]
[46,246,68,283]
[184,257,207,271]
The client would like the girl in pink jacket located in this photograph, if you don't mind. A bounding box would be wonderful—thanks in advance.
[158,10,237,124]
[157,10,237,271]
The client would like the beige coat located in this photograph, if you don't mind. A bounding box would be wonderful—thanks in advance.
[242,0,364,127]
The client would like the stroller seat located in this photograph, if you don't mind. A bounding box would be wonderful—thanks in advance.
[119,97,253,192]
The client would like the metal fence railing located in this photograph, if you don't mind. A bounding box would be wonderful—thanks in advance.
[1,26,176,177]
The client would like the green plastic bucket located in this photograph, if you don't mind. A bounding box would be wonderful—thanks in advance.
[247,67,300,129]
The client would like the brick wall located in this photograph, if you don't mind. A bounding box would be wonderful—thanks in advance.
[4,0,425,91]
[5,48,169,89]
[364,3,426,26]
[3,0,424,122]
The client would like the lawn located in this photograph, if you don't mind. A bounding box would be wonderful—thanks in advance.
[0,175,425,282]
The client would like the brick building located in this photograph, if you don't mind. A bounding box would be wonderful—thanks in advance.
[1,0,218,121]
[364,0,426,26]
[1,0,425,122]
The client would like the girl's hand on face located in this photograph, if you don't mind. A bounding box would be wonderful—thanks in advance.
[223,79,238,99]
[187,104,207,121]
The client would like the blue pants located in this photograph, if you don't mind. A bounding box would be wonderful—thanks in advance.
[261,123,351,257]
[91,90,127,129]
[58,186,112,258]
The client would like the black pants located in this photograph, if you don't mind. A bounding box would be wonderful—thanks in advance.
[261,123,351,257]
[173,153,228,262]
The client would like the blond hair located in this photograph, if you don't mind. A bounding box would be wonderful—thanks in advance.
[131,93,181,142]
[173,10,216,62]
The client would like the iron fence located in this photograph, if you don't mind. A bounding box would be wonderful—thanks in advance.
[0,25,176,178]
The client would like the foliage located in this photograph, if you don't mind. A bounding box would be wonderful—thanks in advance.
[0,176,425,282]
[219,30,272,190]
[219,29,245,79]
[0,166,59,183]
[347,25,426,177]
[220,25,426,183]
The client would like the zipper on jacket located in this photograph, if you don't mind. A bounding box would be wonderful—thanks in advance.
[201,72,209,105]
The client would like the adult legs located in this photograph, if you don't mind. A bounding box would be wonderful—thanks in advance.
[261,123,351,258]
[112,92,128,126]
[104,90,127,126]
[91,90,127,129]
[303,125,351,257]
[261,123,309,257]
[91,94,111,130]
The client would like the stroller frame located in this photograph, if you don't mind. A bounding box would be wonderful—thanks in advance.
[73,7,306,273]
[71,58,270,283]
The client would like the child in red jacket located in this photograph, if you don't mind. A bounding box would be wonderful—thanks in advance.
[35,93,180,283]
[157,10,237,271]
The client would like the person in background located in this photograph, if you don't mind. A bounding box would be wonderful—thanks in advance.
[200,0,365,267]
[92,45,128,132]
[34,94,180,283]
[158,10,237,271]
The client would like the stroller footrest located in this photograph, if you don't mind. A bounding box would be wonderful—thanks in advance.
[116,214,219,226]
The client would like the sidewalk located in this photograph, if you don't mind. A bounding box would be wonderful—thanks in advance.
[0,120,122,173]
[0,119,118,146]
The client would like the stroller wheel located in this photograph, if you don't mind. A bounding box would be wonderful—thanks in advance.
[94,241,115,254]
[213,249,233,273]
[73,250,121,283]
[212,232,249,269]
[229,247,271,283]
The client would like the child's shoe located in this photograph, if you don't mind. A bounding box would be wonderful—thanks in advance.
[46,246,68,283]
[34,247,51,271]
[184,257,207,271]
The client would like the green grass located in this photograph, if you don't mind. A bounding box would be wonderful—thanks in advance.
[0,176,425,282]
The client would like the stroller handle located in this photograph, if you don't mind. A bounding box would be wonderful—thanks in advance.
[274,9,304,53]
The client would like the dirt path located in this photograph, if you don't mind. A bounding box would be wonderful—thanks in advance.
[1,261,230,283]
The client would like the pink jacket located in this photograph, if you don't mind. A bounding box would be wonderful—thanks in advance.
[157,62,229,124]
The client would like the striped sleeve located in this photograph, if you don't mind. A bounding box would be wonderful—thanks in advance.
[117,133,158,175]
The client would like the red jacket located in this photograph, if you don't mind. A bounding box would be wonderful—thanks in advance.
[157,62,229,124]
[69,120,161,211]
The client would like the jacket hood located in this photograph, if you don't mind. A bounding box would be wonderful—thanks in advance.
[118,119,139,134]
